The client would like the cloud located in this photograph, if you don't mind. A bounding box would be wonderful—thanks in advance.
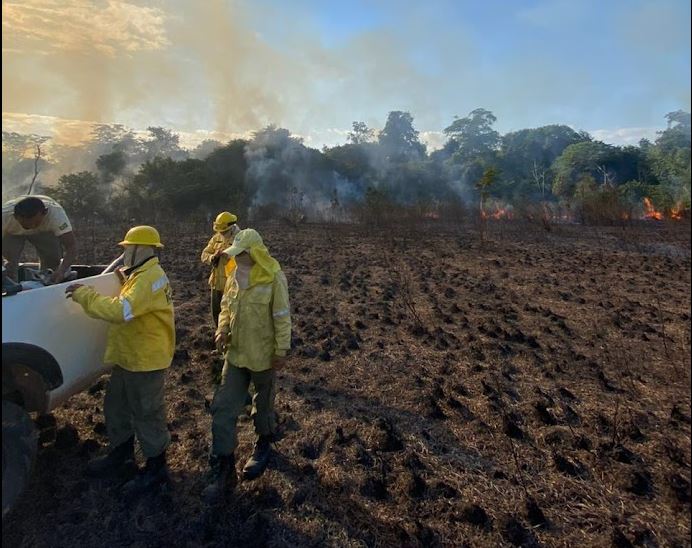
[2,0,169,56]
[1,111,254,150]
[589,126,662,146]
[176,129,252,150]
[420,131,446,152]
[2,0,175,124]
[2,112,95,145]
[1,0,688,153]
[2,0,438,136]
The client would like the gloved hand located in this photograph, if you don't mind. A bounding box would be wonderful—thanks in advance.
[65,283,84,299]
[215,331,229,353]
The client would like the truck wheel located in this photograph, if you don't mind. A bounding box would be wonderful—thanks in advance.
[2,400,37,519]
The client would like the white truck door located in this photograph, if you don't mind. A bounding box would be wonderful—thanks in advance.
[2,273,121,410]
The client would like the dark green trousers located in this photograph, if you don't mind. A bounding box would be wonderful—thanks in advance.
[211,289,223,326]
[210,362,276,456]
[104,366,170,458]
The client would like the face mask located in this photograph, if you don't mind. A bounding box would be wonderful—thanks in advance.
[235,251,253,267]
[122,245,139,268]
[123,245,155,268]
[234,254,250,289]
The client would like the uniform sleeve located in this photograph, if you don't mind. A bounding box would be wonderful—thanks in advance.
[271,272,291,356]
[216,275,233,335]
[201,236,217,265]
[71,286,128,323]
[49,206,73,236]
[72,274,160,323]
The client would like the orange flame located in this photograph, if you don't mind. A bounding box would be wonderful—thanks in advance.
[643,197,663,220]
[481,204,513,220]
[491,207,512,220]
[670,202,684,220]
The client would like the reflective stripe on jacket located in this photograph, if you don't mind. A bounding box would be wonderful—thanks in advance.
[72,257,175,372]
[217,270,291,372]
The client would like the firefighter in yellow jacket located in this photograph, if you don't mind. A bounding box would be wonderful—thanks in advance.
[202,228,291,503]
[65,225,175,496]
[200,212,240,326]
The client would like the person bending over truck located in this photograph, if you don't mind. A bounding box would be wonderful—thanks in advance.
[200,211,241,326]
[202,228,291,504]
[65,225,175,497]
[2,195,78,284]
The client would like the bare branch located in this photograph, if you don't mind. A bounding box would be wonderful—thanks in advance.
[27,144,42,195]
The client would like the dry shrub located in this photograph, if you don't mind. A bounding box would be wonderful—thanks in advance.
[578,187,631,226]
[513,201,558,232]
[437,196,468,225]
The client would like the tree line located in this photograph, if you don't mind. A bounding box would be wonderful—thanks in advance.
[2,109,689,224]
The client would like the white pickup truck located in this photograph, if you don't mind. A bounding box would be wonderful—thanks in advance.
[2,258,122,518]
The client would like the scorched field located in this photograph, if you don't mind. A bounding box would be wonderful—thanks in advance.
[3,220,691,548]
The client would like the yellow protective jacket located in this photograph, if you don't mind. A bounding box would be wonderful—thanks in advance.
[201,233,235,291]
[72,257,175,372]
[217,270,291,372]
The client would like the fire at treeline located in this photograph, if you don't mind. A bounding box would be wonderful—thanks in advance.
[2,109,690,225]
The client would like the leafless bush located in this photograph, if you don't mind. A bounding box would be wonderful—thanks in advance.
[514,201,557,232]
[578,187,631,226]
[388,256,426,335]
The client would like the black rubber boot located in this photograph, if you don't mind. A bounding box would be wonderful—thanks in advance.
[242,435,272,481]
[86,436,135,478]
[202,454,237,504]
[121,451,169,498]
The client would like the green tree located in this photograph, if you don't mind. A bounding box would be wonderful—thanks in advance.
[123,157,176,220]
[96,150,127,183]
[378,111,426,162]
[500,125,589,198]
[551,141,617,198]
[347,121,376,145]
[647,110,691,208]
[323,143,374,182]
[86,124,140,165]
[190,139,223,160]
[51,171,104,222]
[476,167,499,212]
[141,126,187,162]
[204,139,250,215]
[444,108,500,163]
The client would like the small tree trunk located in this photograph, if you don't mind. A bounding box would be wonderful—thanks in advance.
[27,145,42,195]
[90,217,96,264]
[479,195,487,244]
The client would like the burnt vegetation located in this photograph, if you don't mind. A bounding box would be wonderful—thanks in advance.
[3,103,691,548]
[4,216,691,547]
[2,109,690,228]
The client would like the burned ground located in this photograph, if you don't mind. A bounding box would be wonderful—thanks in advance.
[4,220,691,547]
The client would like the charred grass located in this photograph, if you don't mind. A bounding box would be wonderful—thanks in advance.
[4,220,691,547]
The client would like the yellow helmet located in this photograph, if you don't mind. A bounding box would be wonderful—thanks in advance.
[118,225,164,248]
[213,211,237,232]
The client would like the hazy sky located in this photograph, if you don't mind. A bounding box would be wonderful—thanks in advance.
[2,0,690,149]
